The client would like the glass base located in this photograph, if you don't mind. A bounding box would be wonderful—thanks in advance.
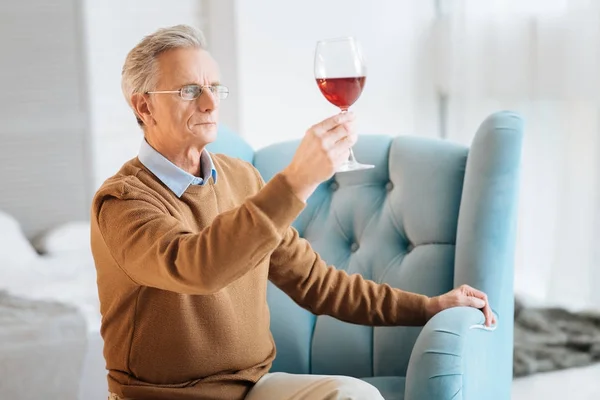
[336,160,375,173]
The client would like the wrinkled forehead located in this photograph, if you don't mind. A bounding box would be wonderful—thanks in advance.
[155,47,220,88]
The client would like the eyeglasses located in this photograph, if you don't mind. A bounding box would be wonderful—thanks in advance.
[146,84,229,101]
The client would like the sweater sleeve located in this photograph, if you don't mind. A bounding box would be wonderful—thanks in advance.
[93,173,305,295]
[268,228,430,326]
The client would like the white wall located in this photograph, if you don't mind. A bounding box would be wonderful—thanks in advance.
[203,0,241,134]
[0,0,91,237]
[83,0,204,189]
[232,0,438,149]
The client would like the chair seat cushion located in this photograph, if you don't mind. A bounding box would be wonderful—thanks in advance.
[361,376,406,400]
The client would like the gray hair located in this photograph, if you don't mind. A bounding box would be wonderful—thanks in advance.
[121,24,207,126]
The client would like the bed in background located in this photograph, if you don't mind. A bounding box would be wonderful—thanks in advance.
[0,211,106,400]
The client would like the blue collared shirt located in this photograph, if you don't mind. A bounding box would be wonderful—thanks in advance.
[138,139,217,197]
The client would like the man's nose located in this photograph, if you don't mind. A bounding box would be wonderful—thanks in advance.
[196,89,218,113]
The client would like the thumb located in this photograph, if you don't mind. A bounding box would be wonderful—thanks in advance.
[468,297,486,309]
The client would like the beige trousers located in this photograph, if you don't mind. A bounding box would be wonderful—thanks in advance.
[108,372,384,400]
[245,372,384,400]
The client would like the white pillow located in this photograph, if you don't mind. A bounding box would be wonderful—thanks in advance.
[0,211,38,266]
[32,221,91,255]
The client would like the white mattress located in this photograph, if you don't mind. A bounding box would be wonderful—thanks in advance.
[1,249,101,333]
[1,249,108,399]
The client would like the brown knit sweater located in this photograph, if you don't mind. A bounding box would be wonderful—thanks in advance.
[90,154,429,400]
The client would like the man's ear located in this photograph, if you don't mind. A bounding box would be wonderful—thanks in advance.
[131,93,156,126]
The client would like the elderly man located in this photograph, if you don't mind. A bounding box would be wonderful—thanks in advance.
[91,25,495,400]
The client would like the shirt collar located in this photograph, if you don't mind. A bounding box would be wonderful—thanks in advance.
[138,139,218,198]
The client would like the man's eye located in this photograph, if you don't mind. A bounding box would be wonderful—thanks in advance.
[182,85,200,97]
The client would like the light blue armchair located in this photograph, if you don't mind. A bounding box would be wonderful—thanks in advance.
[208,111,524,400]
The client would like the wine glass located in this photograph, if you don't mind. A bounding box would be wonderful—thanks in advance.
[314,36,374,172]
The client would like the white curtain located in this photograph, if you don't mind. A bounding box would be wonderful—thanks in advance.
[435,0,600,310]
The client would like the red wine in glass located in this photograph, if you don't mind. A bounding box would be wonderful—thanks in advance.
[316,76,366,110]
[314,37,374,172]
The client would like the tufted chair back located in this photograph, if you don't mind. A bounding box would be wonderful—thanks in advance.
[209,111,523,397]
[254,133,468,378]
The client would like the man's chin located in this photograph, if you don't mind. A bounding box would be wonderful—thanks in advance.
[190,123,218,140]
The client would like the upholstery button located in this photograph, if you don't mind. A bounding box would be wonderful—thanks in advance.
[350,242,359,253]
[386,181,394,191]
[330,181,339,191]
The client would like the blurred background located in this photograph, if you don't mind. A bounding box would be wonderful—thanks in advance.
[1,0,599,398]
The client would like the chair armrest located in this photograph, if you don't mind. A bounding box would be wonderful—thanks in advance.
[454,111,523,316]
[405,307,503,400]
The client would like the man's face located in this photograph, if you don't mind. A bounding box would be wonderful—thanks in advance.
[146,47,220,147]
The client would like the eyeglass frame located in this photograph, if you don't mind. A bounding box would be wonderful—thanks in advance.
[146,84,229,101]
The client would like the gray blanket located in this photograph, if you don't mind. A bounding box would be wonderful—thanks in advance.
[513,298,600,377]
[0,290,88,399]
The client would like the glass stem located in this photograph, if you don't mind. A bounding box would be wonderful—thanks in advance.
[348,148,358,164]
[340,108,357,165]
